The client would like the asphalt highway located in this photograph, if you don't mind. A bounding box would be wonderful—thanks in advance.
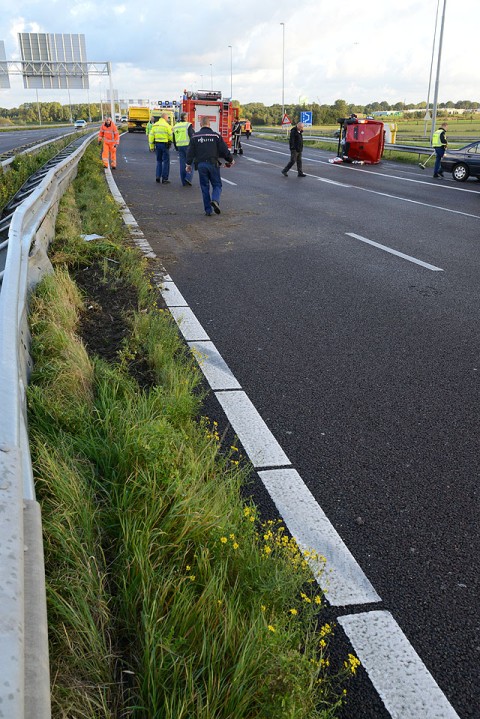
[0,125,84,156]
[113,132,480,719]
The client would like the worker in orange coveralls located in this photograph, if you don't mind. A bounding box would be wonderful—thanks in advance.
[98,116,119,169]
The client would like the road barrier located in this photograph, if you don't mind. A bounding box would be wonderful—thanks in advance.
[0,133,95,719]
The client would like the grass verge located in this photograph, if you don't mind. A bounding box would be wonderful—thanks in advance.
[27,142,357,718]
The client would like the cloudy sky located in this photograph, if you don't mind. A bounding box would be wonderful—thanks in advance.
[0,0,478,110]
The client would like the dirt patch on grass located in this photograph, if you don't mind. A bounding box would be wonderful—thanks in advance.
[73,260,138,362]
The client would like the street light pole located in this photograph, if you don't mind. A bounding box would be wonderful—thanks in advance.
[228,45,233,99]
[430,0,447,144]
[280,22,285,123]
[424,0,440,137]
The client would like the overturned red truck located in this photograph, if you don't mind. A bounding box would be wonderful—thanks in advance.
[333,115,385,165]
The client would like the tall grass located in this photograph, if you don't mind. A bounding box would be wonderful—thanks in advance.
[27,143,355,718]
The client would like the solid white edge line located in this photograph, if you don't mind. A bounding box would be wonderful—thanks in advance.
[339,611,460,719]
[168,306,210,341]
[160,281,188,307]
[346,232,444,271]
[215,390,290,468]
[187,341,241,391]
[222,177,237,186]
[105,158,460,718]
[258,468,381,606]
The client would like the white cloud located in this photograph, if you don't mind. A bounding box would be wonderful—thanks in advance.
[0,0,478,108]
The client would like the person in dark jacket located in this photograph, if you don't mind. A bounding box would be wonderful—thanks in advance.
[186,117,235,215]
[432,122,448,178]
[232,119,243,155]
[281,121,306,177]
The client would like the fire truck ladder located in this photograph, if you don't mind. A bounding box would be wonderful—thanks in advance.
[220,101,230,140]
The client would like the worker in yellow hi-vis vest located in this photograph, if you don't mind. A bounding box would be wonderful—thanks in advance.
[432,122,448,179]
[173,113,195,186]
[148,113,173,183]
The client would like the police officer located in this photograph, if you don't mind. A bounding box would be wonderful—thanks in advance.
[432,122,448,178]
[148,113,173,183]
[185,117,234,216]
[173,113,195,186]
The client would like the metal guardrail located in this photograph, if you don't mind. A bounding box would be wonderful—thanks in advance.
[0,132,95,719]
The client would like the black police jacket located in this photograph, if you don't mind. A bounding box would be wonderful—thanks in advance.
[186,126,233,167]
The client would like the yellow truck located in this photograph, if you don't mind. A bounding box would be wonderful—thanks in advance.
[127,106,150,133]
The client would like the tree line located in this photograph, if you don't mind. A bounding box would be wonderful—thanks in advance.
[1,98,479,127]
[0,102,109,125]
[240,99,480,126]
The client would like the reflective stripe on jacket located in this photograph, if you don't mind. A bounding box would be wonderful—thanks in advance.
[173,121,191,147]
[149,118,173,148]
[99,122,119,144]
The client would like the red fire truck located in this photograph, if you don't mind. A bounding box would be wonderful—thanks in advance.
[181,90,236,149]
[334,115,385,165]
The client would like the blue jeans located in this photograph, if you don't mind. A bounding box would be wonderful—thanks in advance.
[433,147,445,176]
[155,143,170,180]
[197,162,222,214]
[177,146,193,185]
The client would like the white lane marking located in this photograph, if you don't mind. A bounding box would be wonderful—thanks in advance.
[317,177,350,187]
[107,162,460,719]
[160,281,188,307]
[215,390,291,468]
[331,162,480,195]
[259,469,381,606]
[355,186,480,219]
[222,177,237,186]
[248,141,480,196]
[245,156,268,164]
[187,341,241,391]
[345,233,444,271]
[168,306,210,341]
[339,612,461,719]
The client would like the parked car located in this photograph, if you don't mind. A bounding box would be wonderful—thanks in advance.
[74,119,87,129]
[121,115,128,122]
[441,140,480,182]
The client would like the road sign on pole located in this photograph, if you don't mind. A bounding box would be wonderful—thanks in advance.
[281,113,291,127]
[300,111,312,126]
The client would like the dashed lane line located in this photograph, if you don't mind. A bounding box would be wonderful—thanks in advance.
[339,612,461,719]
[246,140,480,195]
[258,468,381,606]
[345,232,444,271]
